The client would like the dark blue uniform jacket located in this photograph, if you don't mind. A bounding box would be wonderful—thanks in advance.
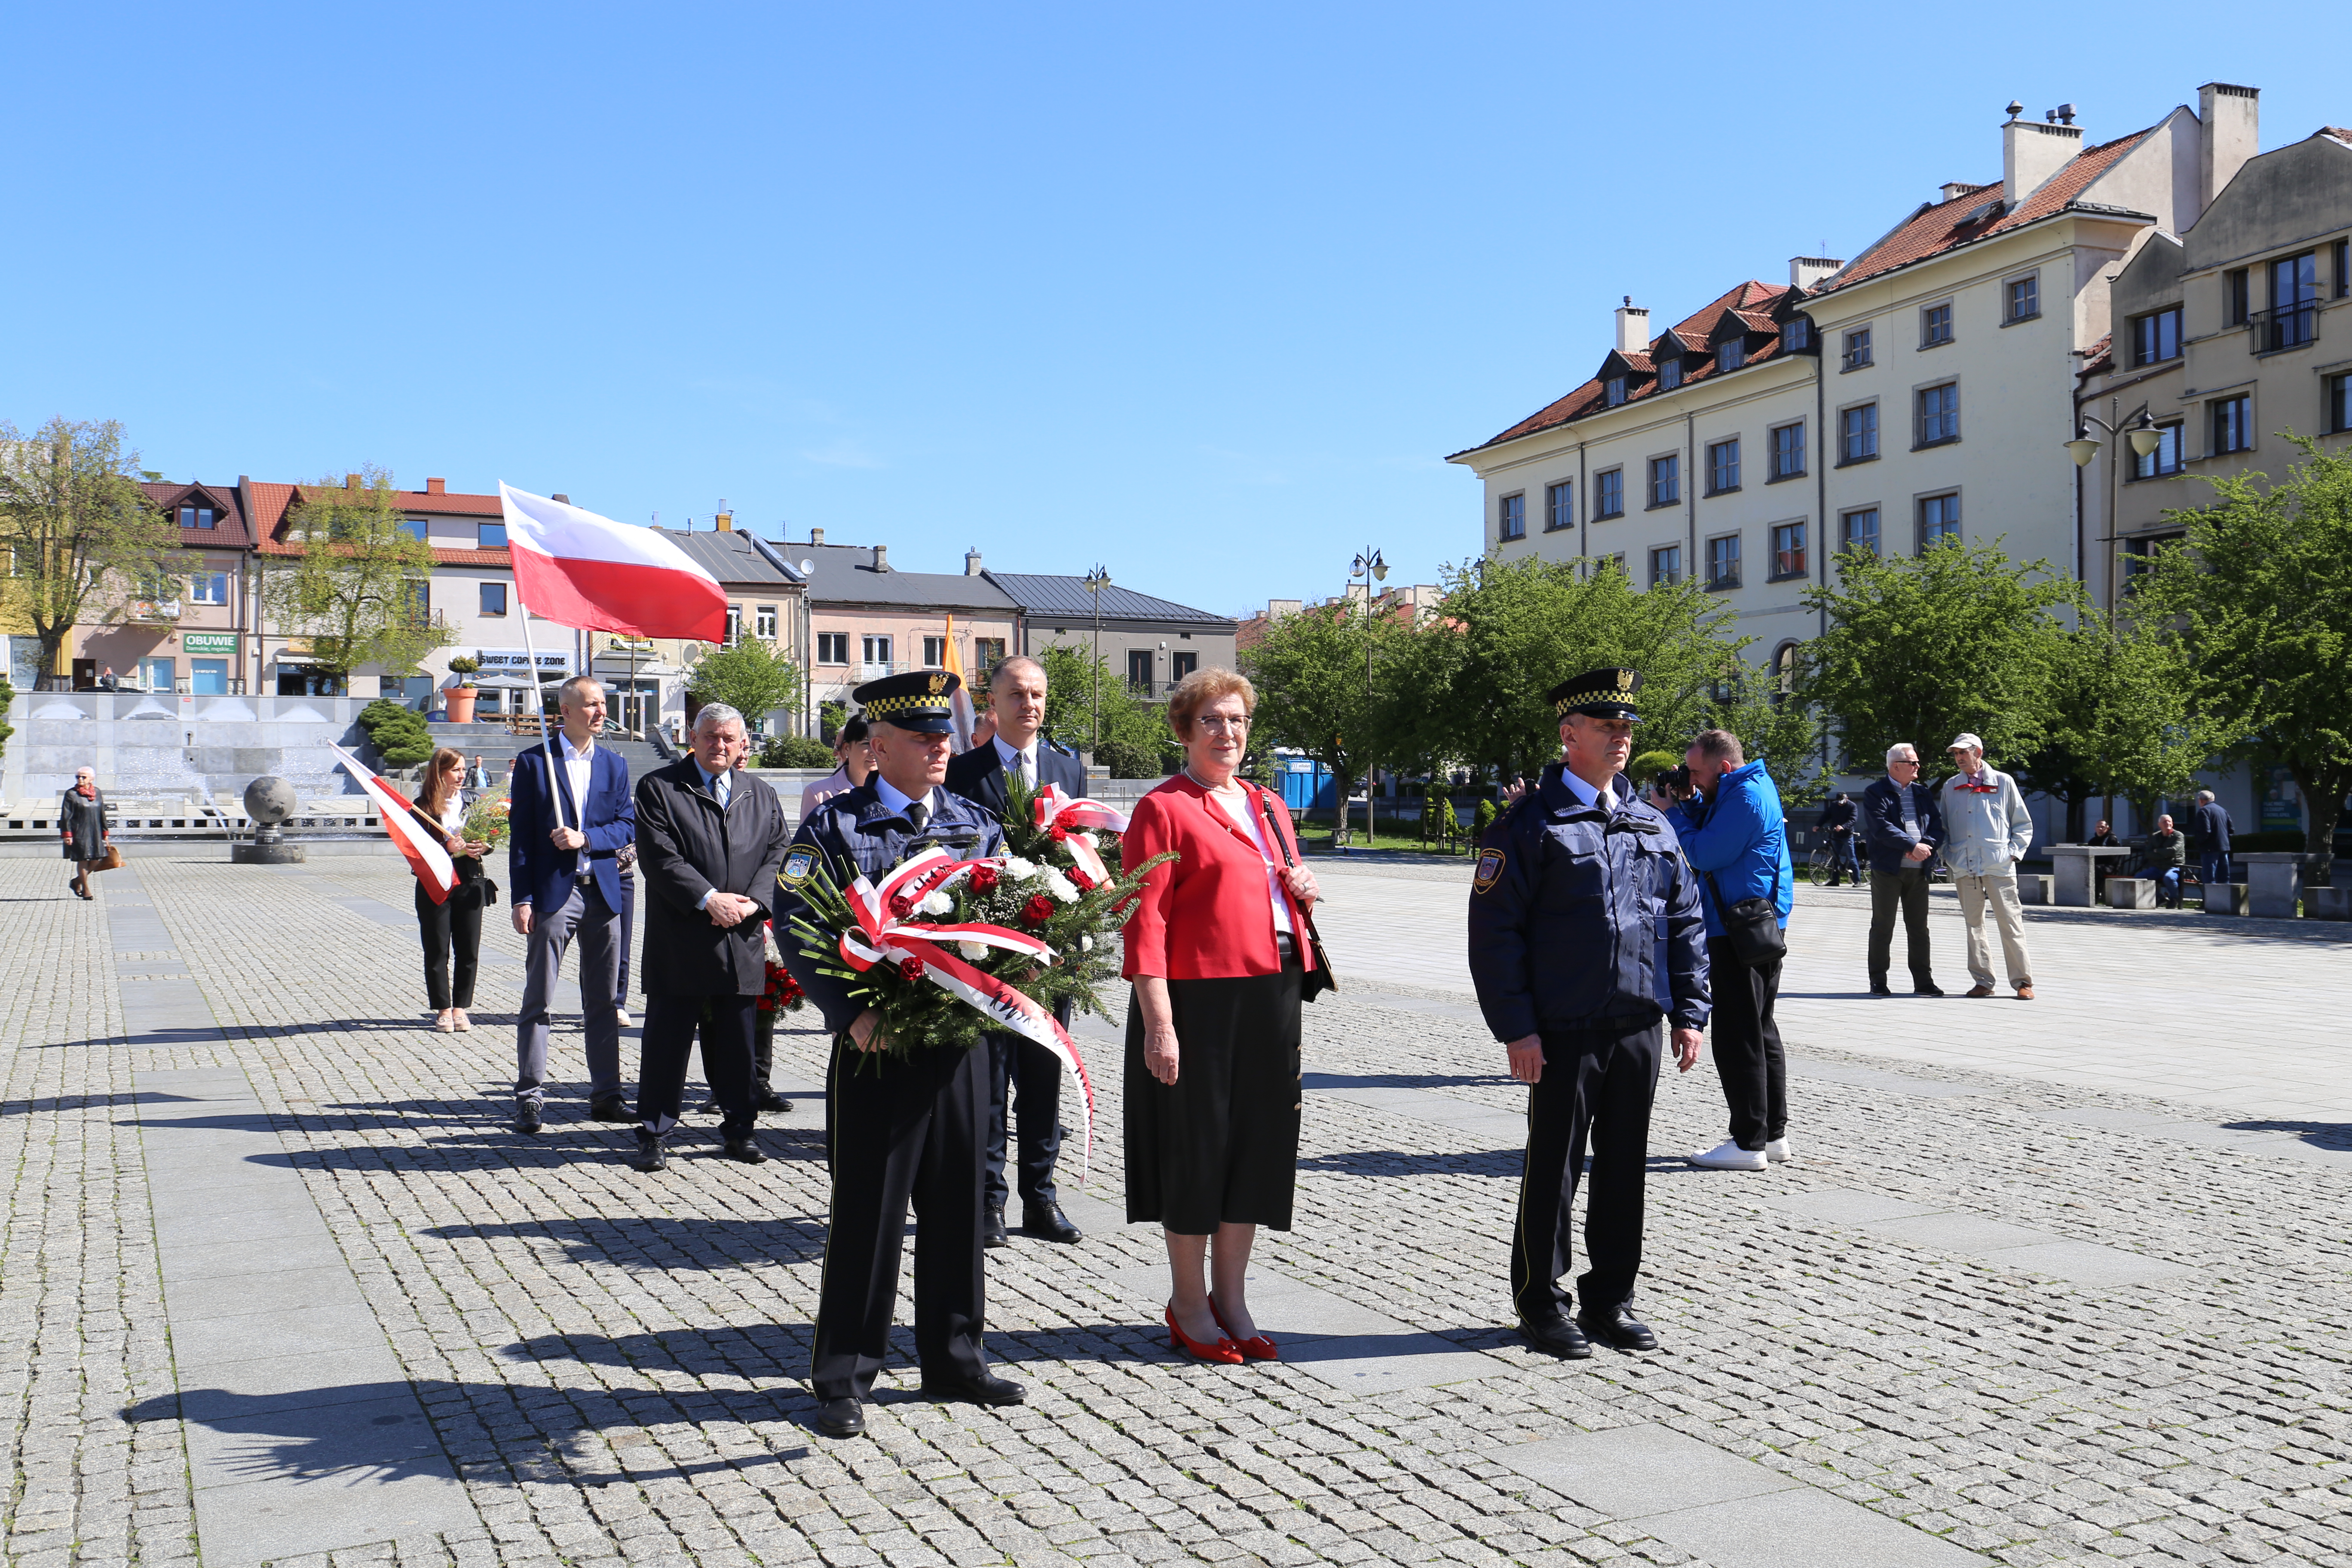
[772,781,1007,1035]
[1467,765,1711,1043]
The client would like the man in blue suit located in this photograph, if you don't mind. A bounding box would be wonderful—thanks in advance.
[943,655,1089,1247]
[508,674,636,1133]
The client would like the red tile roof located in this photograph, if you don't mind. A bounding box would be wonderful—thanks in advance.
[1459,279,1798,454]
[138,481,255,548]
[250,479,506,556]
[431,548,514,567]
[1816,126,2154,295]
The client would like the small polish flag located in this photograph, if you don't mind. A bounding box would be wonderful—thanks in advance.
[330,742,456,903]
[499,483,729,643]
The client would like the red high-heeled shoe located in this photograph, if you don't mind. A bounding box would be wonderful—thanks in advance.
[1208,1294,1278,1361]
[1165,1304,1243,1365]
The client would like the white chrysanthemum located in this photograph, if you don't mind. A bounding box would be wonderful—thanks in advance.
[958,940,988,961]
[1044,870,1079,904]
[920,891,953,916]
[1004,855,1038,879]
[1081,934,1095,953]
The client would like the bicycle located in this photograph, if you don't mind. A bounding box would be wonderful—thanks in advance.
[1807,835,1861,888]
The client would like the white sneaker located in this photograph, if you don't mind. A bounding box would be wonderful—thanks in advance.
[1764,1136,1793,1164]
[1687,1139,1769,1171]
[614,1007,635,1028]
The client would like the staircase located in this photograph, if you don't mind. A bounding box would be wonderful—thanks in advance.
[422,723,673,784]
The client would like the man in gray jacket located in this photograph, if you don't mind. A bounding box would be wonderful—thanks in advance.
[1937,732,2037,1000]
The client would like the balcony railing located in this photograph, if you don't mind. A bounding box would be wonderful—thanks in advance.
[2252,300,2319,353]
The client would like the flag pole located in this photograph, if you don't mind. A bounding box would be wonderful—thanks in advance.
[516,600,570,833]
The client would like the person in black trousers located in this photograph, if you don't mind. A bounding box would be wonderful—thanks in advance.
[410,748,490,1032]
[1817,792,1859,886]
[1861,743,1945,997]
[944,654,1088,1247]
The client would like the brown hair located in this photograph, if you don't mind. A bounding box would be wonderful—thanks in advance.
[1166,667,1256,738]
[1690,728,1744,765]
[420,747,466,814]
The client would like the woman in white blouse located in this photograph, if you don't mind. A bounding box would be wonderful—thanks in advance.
[412,748,491,1032]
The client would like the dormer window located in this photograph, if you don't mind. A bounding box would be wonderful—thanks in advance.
[1605,376,1627,406]
[1717,340,1746,373]
[1783,318,1812,352]
[178,504,216,529]
[1659,359,1683,391]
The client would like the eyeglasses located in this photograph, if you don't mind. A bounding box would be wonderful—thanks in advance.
[1193,715,1250,734]
[1890,758,1920,767]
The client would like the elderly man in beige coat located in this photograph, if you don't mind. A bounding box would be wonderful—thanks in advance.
[1937,732,2038,1000]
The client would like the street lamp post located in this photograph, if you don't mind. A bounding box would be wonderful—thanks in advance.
[1348,548,1388,851]
[1082,565,1111,753]
[2064,401,2163,832]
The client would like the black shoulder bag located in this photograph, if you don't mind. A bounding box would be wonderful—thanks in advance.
[1255,790,1337,1001]
[1703,868,1785,968]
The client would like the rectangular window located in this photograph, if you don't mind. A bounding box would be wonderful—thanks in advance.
[2337,239,2349,298]
[1170,649,1197,682]
[1659,358,1683,391]
[1770,522,1807,580]
[1498,493,1525,540]
[1840,403,1879,462]
[191,659,229,695]
[756,605,778,640]
[1771,422,1805,479]
[178,505,216,529]
[139,657,174,692]
[1917,493,1961,552]
[401,517,429,542]
[2132,306,2182,365]
[1127,649,1154,692]
[1596,552,1627,576]
[1921,302,1953,346]
[2132,424,2185,479]
[974,637,1006,679]
[1917,383,1960,446]
[479,581,507,616]
[477,521,508,550]
[1605,375,1627,406]
[1717,339,1746,373]
[861,634,893,667]
[1706,533,1741,590]
[189,570,231,605]
[1842,508,1880,556]
[2331,374,2352,433]
[2225,267,2250,325]
[2005,274,2040,322]
[1649,544,1683,586]
[1842,327,1873,370]
[2212,395,2252,454]
[2123,532,2186,590]
[817,631,850,664]
[1707,438,1740,493]
[2262,251,2318,349]
[1648,454,1680,507]
[1545,481,1574,532]
[1594,469,1624,518]
[404,579,429,622]
[923,635,947,665]
[1783,317,1811,351]
[725,605,744,645]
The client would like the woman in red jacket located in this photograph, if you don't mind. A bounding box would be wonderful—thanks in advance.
[1122,668,1321,1364]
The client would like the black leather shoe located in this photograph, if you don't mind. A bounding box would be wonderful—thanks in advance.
[753,1089,792,1114]
[920,1372,1025,1406]
[1576,1304,1659,1352]
[1518,1316,1591,1360]
[589,1096,636,1123]
[513,1102,543,1135]
[1020,1202,1083,1244]
[1914,983,1945,997]
[983,1205,1009,1249]
[630,1128,668,1173]
[812,1396,864,1437]
[722,1135,768,1164]
[1868,984,1895,997]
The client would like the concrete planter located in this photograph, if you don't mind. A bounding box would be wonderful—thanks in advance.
[2309,885,2351,922]
[2204,882,2248,916]
[2107,878,2156,910]
[2017,874,2053,906]
[2240,851,2306,919]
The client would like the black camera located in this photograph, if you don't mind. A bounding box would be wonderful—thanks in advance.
[1653,763,1692,797]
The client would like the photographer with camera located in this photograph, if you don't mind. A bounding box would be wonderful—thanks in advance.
[1654,731,1794,1173]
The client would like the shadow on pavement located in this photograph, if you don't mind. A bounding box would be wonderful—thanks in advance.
[2222,1118,2352,1149]
[420,1214,829,1269]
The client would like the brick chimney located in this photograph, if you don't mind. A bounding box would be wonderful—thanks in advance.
[344,472,361,489]
[1614,297,1649,354]
[425,477,446,495]
[965,547,983,576]
[811,527,824,546]
[2003,104,2083,206]
[1788,256,1844,290]
[871,544,890,572]
[2199,82,2260,215]
[716,508,733,532]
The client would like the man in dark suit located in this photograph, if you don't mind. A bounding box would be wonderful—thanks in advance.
[943,654,1087,1248]
[508,676,636,1133]
[628,702,792,1171]
[1817,792,1859,886]
[2191,790,2234,894]
[1860,742,1944,997]
[775,670,1020,1439]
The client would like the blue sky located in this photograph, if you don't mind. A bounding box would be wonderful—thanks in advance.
[1,4,2329,618]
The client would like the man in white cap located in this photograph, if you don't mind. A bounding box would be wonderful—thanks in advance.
[1937,733,2037,999]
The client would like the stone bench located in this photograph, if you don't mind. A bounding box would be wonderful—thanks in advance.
[2311,886,2351,922]
[2107,878,2156,910]
[2016,874,2054,906]
[2204,882,2248,916]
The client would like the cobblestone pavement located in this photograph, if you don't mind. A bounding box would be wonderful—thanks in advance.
[3,851,2350,1568]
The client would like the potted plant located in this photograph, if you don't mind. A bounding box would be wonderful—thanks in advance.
[444,656,482,724]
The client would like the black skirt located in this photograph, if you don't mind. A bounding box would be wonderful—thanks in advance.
[1124,951,1303,1234]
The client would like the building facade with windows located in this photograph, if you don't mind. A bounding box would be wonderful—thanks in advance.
[53,481,260,694]
[796,535,1020,736]
[653,521,808,737]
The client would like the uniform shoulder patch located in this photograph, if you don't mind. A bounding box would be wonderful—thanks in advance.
[781,845,818,888]
[1473,846,1506,893]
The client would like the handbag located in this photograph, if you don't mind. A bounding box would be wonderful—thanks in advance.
[1704,869,1785,967]
[97,845,125,873]
[1255,790,1337,1001]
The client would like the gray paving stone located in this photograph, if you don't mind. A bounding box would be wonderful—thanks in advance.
[1638,1485,1991,1566]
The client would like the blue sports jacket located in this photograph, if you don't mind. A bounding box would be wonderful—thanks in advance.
[1666,760,1794,941]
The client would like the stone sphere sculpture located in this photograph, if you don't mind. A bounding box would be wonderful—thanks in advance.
[243,775,299,827]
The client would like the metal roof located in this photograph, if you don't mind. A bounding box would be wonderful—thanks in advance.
[982,571,1234,628]
[796,542,1020,611]
[652,527,802,589]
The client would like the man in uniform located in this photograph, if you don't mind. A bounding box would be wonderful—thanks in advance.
[1467,668,1710,1360]
[774,670,1021,1439]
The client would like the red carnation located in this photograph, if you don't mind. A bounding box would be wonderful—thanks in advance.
[969,864,1000,893]
[1022,894,1056,926]
[1048,824,1070,842]
[888,892,916,919]
[1070,867,1096,891]
[900,956,927,983]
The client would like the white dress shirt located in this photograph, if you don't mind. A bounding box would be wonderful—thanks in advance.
[559,732,596,818]
[1555,767,1604,812]
[873,774,937,824]
[992,733,1039,787]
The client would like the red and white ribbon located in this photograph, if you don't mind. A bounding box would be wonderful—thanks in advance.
[1031,783,1128,887]
[836,848,1096,1169]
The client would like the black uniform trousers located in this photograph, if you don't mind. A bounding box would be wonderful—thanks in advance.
[1512,1018,1662,1323]
[985,1017,1067,1212]
[809,1037,989,1401]
[1707,937,1786,1151]
[414,880,481,1010]
[1868,867,1936,989]
[637,993,757,1136]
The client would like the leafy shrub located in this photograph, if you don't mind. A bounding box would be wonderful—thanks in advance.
[1629,749,1681,785]
[1096,737,1167,779]
[1474,797,1498,839]
[358,698,435,767]
[0,674,14,762]
[758,734,836,769]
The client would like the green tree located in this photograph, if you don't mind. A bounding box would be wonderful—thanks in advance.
[687,634,805,732]
[1034,642,1170,776]
[263,468,447,683]
[0,417,180,689]
[2137,434,2352,885]
[1240,600,1395,816]
[1798,538,2075,777]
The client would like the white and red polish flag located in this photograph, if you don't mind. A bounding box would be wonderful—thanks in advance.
[329,742,456,904]
[497,483,728,642]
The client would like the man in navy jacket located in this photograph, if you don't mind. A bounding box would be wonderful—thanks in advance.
[508,676,636,1133]
[1860,742,1944,998]
[1665,730,1794,1173]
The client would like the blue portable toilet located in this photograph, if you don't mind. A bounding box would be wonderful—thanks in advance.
[1277,755,1334,813]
